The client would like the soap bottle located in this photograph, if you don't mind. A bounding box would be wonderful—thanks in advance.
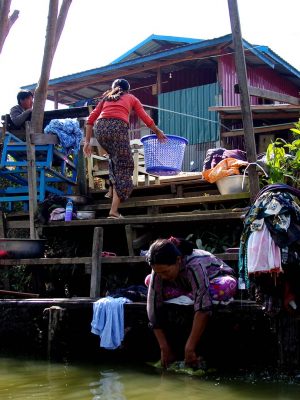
[65,199,73,222]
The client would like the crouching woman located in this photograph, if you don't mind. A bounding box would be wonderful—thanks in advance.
[146,237,237,368]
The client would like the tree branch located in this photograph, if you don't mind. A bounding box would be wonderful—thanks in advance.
[31,0,72,132]
[31,0,59,132]
[0,0,19,54]
[54,0,72,53]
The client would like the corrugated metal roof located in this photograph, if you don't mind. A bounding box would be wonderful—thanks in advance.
[21,34,300,106]
[111,34,202,64]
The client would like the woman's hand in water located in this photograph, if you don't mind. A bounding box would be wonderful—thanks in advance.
[184,347,199,367]
[160,344,175,369]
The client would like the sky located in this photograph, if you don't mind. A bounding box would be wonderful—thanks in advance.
[0,0,300,117]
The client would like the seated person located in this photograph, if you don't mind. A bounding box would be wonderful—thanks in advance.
[9,90,33,129]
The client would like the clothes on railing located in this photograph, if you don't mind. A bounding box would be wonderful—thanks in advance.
[91,297,132,350]
[239,184,300,293]
[44,118,83,154]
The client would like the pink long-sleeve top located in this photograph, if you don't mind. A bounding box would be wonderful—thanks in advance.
[86,93,154,127]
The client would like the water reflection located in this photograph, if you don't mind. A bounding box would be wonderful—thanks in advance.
[0,357,300,400]
[89,370,126,400]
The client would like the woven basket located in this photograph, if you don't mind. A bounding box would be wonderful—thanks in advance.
[140,134,188,176]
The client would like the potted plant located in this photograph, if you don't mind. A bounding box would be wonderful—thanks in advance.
[263,120,300,189]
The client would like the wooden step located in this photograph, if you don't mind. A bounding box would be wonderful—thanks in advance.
[0,253,238,267]
[6,209,245,229]
[80,192,250,211]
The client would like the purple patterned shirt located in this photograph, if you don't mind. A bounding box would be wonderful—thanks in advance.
[147,249,233,328]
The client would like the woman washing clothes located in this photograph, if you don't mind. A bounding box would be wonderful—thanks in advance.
[84,78,167,219]
[146,237,237,368]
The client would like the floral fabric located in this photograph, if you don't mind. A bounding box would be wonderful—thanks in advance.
[95,118,134,201]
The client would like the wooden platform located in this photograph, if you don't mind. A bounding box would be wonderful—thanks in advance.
[80,192,250,212]
[0,252,238,267]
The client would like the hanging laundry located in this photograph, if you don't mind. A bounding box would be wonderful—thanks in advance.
[44,118,83,155]
[246,222,282,275]
[91,297,132,350]
[239,184,300,289]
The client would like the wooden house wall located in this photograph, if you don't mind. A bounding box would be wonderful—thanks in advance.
[219,54,300,106]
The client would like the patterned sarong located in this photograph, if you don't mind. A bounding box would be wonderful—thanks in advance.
[95,118,134,201]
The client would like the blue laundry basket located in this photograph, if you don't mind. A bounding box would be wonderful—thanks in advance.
[141,134,188,176]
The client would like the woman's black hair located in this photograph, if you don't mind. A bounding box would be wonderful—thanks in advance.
[17,90,33,105]
[147,237,194,267]
[169,237,194,256]
[112,78,130,91]
[102,78,130,102]
[147,239,182,266]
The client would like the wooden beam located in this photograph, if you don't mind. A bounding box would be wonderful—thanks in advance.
[81,192,250,211]
[30,133,58,145]
[0,289,39,298]
[0,212,5,238]
[220,112,300,120]
[228,0,260,200]
[90,227,103,298]
[0,257,91,266]
[235,84,300,106]
[43,210,245,227]
[0,256,147,266]
[25,122,38,239]
[210,104,300,112]
[221,122,295,138]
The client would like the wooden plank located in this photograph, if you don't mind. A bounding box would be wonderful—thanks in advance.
[220,112,300,120]
[125,224,135,256]
[0,256,148,266]
[0,212,5,237]
[6,208,246,230]
[90,227,103,298]
[209,104,300,112]
[159,172,202,183]
[42,210,245,227]
[81,192,250,211]
[25,122,38,239]
[221,123,295,138]
[0,289,39,298]
[0,257,92,266]
[30,133,58,145]
[228,0,260,200]
[235,84,300,106]
[77,146,88,195]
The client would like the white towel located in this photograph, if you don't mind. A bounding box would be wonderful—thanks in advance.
[91,297,132,349]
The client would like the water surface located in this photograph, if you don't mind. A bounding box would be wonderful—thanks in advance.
[0,357,299,400]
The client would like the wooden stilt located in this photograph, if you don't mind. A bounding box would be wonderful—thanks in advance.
[25,122,38,239]
[90,227,103,298]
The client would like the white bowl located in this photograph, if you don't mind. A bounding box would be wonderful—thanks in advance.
[216,175,249,195]
[76,211,96,220]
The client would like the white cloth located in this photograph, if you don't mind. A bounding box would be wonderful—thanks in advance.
[164,295,194,305]
[91,297,132,349]
[247,222,282,275]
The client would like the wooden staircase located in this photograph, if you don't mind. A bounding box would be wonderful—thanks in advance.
[1,176,248,298]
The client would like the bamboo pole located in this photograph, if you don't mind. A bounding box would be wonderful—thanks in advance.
[227,0,260,201]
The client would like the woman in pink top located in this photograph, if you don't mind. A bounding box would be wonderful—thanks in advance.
[84,79,166,219]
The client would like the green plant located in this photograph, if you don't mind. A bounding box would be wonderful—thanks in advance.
[264,120,300,188]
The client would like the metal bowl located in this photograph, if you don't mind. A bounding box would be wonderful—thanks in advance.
[63,195,91,205]
[0,238,46,259]
[216,175,249,195]
[76,211,96,220]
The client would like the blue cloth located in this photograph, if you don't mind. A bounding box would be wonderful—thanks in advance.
[44,118,83,154]
[91,297,132,350]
